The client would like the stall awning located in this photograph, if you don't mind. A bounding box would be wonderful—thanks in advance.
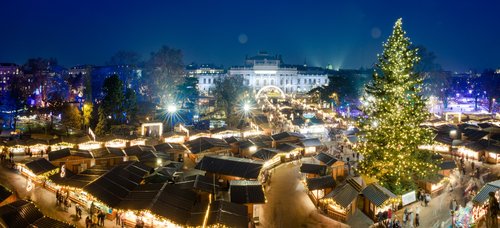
[195,155,263,179]
[439,160,457,170]
[185,137,230,154]
[306,175,335,191]
[0,200,74,228]
[323,183,359,209]
[204,200,248,228]
[229,180,265,204]
[252,148,279,161]
[300,163,327,175]
[361,183,396,207]
[22,158,58,176]
[300,138,323,147]
[473,180,500,204]
[314,152,339,166]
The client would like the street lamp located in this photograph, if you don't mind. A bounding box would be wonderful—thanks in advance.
[167,104,177,114]
[243,103,251,113]
[166,104,177,132]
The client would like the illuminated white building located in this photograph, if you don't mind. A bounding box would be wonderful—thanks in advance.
[197,52,329,96]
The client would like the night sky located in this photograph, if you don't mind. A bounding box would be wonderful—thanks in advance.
[1,0,499,71]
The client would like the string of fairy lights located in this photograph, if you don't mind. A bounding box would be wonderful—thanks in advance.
[356,18,440,195]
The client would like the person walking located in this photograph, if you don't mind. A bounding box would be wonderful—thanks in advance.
[488,192,499,228]
[471,161,475,170]
[85,216,92,228]
[91,213,98,228]
[425,193,430,207]
[408,211,414,228]
[415,213,420,227]
[116,211,121,226]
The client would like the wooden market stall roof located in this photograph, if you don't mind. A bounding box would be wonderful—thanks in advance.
[229,180,266,204]
[118,182,201,226]
[82,161,151,207]
[306,175,336,191]
[276,143,302,153]
[361,183,397,207]
[300,163,327,175]
[195,155,263,179]
[175,174,220,194]
[472,180,500,204]
[322,182,360,209]
[314,152,340,166]
[22,158,58,175]
[271,131,305,141]
[300,138,323,147]
[439,160,457,170]
[48,148,94,161]
[203,200,249,228]
[185,137,230,154]
[48,165,111,189]
[252,148,279,161]
[0,185,13,203]
[0,200,74,228]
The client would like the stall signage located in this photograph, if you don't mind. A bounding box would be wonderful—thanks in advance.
[401,191,416,206]
[303,113,315,119]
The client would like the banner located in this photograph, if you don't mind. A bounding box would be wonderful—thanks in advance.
[88,128,96,141]
[402,191,416,206]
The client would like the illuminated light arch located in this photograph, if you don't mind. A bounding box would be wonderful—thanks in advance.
[256,85,286,99]
[141,122,163,138]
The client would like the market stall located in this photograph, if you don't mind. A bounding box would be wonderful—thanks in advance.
[105,138,128,148]
[360,183,399,222]
[319,182,360,222]
[471,179,500,227]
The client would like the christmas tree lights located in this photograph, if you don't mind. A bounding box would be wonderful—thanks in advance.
[357,18,439,195]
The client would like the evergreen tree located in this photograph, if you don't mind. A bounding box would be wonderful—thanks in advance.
[95,105,108,136]
[357,18,438,194]
[123,88,138,124]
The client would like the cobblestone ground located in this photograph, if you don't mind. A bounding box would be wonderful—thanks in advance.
[257,160,348,228]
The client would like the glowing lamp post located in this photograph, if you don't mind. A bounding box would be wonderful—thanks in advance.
[167,104,177,132]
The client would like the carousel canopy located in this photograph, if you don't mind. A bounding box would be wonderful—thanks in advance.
[473,180,500,204]
[252,148,279,161]
[0,200,74,228]
[361,183,396,207]
[229,180,265,204]
[314,152,340,166]
[185,137,230,154]
[300,163,327,175]
[323,182,360,209]
[306,175,336,191]
[195,155,263,179]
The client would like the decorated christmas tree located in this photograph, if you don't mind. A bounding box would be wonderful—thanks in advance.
[357,18,438,194]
